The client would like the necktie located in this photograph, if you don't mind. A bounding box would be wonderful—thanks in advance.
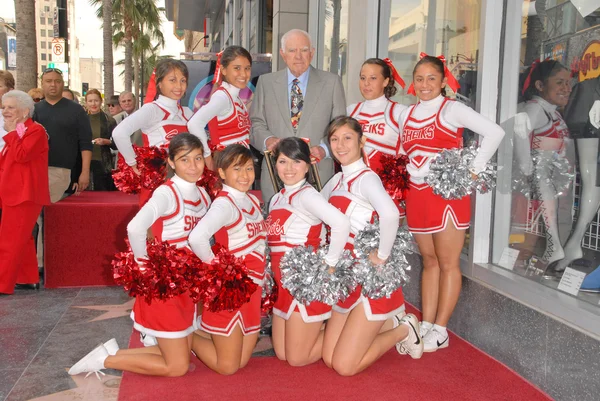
[290,78,304,131]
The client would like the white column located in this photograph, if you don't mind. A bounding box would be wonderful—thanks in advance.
[272,0,310,71]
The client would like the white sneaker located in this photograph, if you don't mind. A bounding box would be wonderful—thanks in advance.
[393,313,408,355]
[68,344,109,379]
[140,333,158,347]
[103,338,119,356]
[420,322,433,338]
[395,313,424,359]
[423,327,449,352]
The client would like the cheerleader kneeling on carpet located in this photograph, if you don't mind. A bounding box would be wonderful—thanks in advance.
[401,54,505,352]
[188,144,266,375]
[268,137,351,366]
[321,116,423,377]
[69,133,211,378]
[187,46,252,170]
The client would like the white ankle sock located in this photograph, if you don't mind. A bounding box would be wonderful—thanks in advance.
[421,321,433,330]
[433,324,447,335]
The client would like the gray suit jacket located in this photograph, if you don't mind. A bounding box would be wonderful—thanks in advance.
[250,66,346,202]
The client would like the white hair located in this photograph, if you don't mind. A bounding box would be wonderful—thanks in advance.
[280,29,313,52]
[3,90,35,118]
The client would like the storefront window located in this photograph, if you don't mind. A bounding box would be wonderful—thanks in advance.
[496,0,600,306]
[321,0,349,90]
[386,0,481,107]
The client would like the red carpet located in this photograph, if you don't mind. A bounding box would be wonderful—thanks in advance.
[44,191,139,287]
[117,307,552,401]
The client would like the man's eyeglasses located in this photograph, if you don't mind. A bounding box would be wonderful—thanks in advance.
[32,97,44,103]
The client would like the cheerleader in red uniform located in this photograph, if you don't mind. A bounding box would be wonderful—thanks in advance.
[321,117,423,377]
[69,133,211,378]
[113,59,196,206]
[401,54,505,352]
[187,46,252,170]
[268,137,350,366]
[347,58,407,172]
[188,144,266,375]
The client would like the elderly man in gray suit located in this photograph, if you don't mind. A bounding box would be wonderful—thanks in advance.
[250,29,346,201]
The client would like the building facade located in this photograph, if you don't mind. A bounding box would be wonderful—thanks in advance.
[79,57,103,94]
[166,1,600,398]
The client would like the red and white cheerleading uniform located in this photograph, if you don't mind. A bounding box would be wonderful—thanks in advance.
[322,159,403,321]
[112,95,195,206]
[401,95,505,234]
[127,174,211,339]
[267,179,350,323]
[189,184,266,336]
[187,82,251,155]
[347,95,407,171]
[522,96,570,154]
[348,96,408,216]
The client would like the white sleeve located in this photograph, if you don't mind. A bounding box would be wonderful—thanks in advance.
[126,186,176,259]
[298,189,351,266]
[444,101,506,174]
[522,101,550,132]
[320,172,342,200]
[187,92,233,158]
[113,104,164,166]
[346,103,358,116]
[188,197,238,263]
[358,172,399,260]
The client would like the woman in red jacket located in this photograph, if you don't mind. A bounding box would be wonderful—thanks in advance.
[0,90,50,294]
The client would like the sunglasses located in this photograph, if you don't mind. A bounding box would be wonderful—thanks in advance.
[43,67,63,75]
[33,97,44,103]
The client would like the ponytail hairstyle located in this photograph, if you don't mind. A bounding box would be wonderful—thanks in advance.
[362,58,397,98]
[521,59,569,102]
[412,55,447,97]
[154,59,189,100]
[217,46,253,85]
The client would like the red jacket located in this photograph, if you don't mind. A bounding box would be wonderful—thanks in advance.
[0,119,51,207]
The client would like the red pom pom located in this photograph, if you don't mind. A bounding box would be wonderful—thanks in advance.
[112,239,195,304]
[196,169,222,201]
[261,280,278,314]
[112,154,141,194]
[376,155,410,205]
[136,146,168,192]
[189,244,258,313]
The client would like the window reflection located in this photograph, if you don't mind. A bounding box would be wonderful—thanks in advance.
[322,0,349,89]
[502,1,600,304]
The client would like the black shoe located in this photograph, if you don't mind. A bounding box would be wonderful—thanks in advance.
[14,283,40,290]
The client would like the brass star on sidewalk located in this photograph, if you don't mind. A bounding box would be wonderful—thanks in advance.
[73,299,135,322]
[29,369,120,401]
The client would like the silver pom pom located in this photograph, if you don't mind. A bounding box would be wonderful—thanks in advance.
[353,219,415,299]
[425,144,497,200]
[530,151,574,198]
[280,246,357,306]
[262,254,275,299]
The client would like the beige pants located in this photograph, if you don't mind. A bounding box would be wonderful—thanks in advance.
[36,167,71,267]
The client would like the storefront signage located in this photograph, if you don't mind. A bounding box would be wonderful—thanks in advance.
[572,40,600,82]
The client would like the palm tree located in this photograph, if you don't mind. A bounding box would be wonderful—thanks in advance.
[102,0,114,100]
[91,0,164,93]
[14,0,37,91]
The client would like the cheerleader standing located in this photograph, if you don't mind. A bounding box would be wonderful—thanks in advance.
[347,58,407,173]
[188,144,266,375]
[112,59,195,206]
[187,46,252,170]
[321,116,423,377]
[69,134,211,378]
[268,137,351,366]
[401,54,505,352]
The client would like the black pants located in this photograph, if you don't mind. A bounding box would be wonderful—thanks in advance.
[90,160,116,191]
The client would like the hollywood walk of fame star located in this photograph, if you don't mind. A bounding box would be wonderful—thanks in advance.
[29,369,121,401]
[73,299,135,322]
